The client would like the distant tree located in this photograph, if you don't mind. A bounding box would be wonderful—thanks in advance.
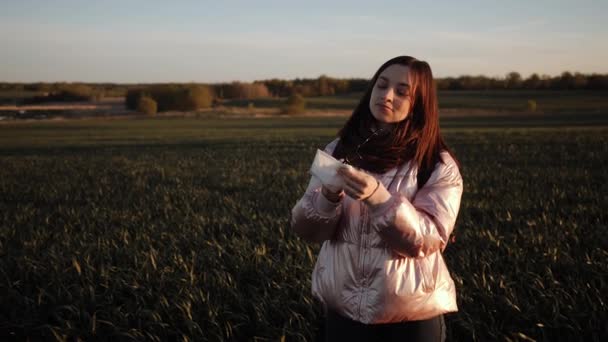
[587,74,608,89]
[572,72,588,89]
[19,83,103,104]
[262,78,293,97]
[183,85,214,110]
[214,82,270,100]
[348,79,370,92]
[125,85,214,112]
[505,72,523,89]
[281,93,306,114]
[557,71,575,89]
[317,75,335,96]
[539,74,553,89]
[250,82,271,98]
[125,89,146,110]
[137,96,157,115]
[446,77,465,90]
[292,84,314,97]
[523,73,541,89]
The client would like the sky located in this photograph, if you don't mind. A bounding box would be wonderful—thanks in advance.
[1,0,607,83]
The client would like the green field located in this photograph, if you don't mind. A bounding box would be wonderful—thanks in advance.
[1,116,607,341]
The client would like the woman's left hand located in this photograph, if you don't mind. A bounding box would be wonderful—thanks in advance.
[337,165,382,202]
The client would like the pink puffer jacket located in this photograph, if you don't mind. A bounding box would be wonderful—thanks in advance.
[290,138,464,324]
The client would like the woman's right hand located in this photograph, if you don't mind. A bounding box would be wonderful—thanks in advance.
[321,185,344,203]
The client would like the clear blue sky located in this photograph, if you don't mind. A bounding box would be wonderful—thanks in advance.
[1,0,606,83]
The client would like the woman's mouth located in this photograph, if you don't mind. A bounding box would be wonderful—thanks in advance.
[377,104,392,113]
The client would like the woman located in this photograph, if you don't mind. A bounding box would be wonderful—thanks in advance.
[290,56,463,341]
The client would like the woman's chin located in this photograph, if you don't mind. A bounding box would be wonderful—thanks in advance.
[372,112,392,122]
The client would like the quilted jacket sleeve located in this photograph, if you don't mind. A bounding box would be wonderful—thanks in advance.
[290,139,343,243]
[368,153,464,258]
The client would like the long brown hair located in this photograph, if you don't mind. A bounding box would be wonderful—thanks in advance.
[333,56,460,182]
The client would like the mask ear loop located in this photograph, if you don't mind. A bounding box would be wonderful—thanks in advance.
[357,127,385,158]
[341,127,384,166]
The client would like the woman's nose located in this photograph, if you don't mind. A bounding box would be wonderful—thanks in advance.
[380,88,393,102]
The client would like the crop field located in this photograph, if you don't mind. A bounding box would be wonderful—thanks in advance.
[1,116,607,341]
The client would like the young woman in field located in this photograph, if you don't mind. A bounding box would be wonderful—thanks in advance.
[290,56,463,341]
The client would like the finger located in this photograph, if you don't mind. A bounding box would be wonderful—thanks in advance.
[349,173,368,187]
[343,183,363,199]
[345,178,369,196]
[343,187,357,199]
[337,165,350,172]
[339,167,367,187]
[336,166,352,177]
[342,176,363,192]
[345,167,369,185]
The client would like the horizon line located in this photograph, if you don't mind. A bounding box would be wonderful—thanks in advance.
[2,70,607,85]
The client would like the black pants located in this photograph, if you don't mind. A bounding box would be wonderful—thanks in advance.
[323,307,446,342]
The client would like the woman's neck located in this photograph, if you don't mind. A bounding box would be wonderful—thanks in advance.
[372,121,397,132]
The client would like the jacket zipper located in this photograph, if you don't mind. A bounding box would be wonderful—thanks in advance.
[357,202,369,321]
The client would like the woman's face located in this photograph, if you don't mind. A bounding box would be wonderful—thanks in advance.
[369,64,412,124]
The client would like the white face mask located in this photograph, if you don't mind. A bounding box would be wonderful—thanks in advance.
[310,149,352,192]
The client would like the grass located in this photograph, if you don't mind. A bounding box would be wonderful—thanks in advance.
[0,115,607,341]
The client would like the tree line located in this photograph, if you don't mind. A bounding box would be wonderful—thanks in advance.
[2,71,607,96]
[1,72,607,108]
